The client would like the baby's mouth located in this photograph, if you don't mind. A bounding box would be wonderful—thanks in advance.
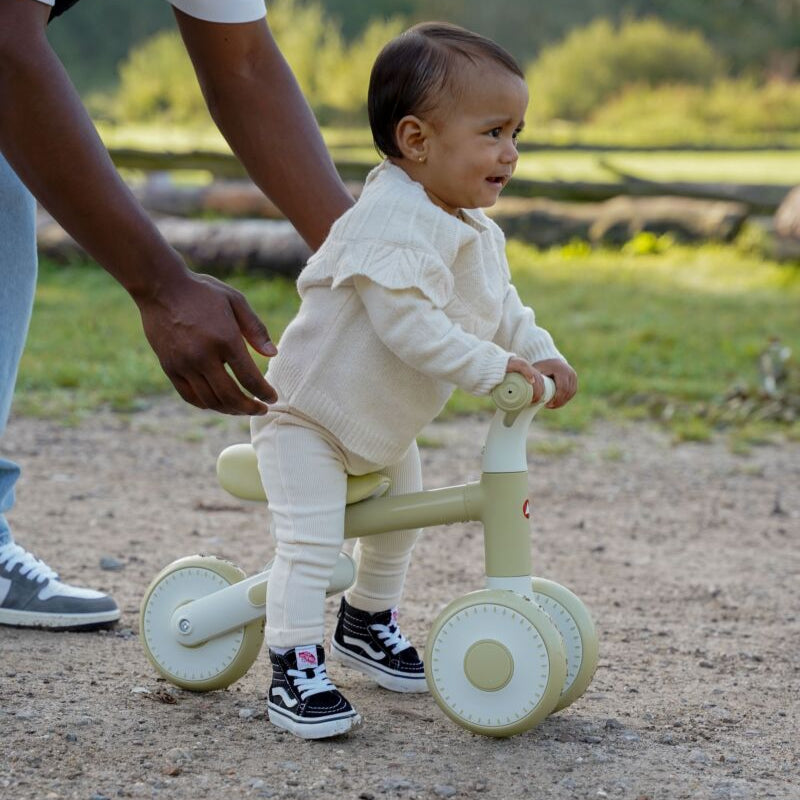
[487,176,507,186]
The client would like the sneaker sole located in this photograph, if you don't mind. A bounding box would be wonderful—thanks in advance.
[0,607,120,631]
[267,703,362,740]
[330,641,429,693]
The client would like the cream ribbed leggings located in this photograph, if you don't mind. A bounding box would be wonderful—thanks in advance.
[253,413,421,648]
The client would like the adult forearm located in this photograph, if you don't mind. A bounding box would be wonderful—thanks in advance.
[176,14,353,250]
[0,19,186,299]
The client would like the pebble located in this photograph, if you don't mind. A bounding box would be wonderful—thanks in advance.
[382,778,412,791]
[711,781,750,799]
[689,748,710,765]
[99,556,125,571]
[358,793,375,800]
[166,748,192,764]
[238,708,257,720]
[433,785,457,798]
[65,733,78,743]
[131,687,152,695]
[279,761,301,772]
[658,733,676,745]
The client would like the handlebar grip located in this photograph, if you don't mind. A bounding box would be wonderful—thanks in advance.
[491,373,556,412]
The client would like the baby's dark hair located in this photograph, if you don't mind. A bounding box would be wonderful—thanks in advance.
[368,22,524,159]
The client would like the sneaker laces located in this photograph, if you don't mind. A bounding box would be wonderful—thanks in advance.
[0,542,58,584]
[370,621,411,655]
[288,662,337,700]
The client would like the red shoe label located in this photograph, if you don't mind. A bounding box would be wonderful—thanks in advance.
[522,499,530,519]
[296,646,318,668]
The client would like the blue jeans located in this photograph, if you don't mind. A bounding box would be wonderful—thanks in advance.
[0,151,38,547]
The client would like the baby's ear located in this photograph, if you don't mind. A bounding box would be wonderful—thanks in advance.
[395,115,428,162]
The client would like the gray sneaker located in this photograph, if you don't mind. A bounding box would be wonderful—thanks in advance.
[0,542,120,631]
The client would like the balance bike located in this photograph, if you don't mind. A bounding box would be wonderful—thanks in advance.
[140,374,598,738]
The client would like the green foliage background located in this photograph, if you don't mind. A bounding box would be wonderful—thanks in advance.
[49,0,800,96]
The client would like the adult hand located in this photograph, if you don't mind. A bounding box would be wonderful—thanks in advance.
[135,270,278,415]
[531,358,578,409]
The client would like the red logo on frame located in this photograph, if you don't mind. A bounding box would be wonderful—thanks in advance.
[522,499,530,518]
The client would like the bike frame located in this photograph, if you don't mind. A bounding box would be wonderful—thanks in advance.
[169,376,551,648]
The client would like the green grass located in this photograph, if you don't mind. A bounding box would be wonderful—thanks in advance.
[16,242,800,441]
[513,149,800,185]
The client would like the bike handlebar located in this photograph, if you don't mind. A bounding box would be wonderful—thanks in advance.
[490,373,556,413]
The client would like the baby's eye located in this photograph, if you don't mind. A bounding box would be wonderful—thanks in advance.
[488,127,503,138]
[512,128,522,145]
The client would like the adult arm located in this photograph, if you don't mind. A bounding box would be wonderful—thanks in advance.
[0,0,276,415]
[174,10,354,251]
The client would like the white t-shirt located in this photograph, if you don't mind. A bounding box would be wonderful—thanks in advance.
[33,0,265,24]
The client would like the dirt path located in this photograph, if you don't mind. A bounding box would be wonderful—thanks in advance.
[1,401,798,800]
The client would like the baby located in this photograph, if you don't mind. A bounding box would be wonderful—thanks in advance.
[252,21,577,739]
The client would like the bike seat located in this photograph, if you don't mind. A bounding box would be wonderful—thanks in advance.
[216,443,391,505]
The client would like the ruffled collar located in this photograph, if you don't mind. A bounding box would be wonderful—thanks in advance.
[367,161,490,234]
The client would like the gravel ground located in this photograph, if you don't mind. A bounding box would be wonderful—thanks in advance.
[1,400,798,800]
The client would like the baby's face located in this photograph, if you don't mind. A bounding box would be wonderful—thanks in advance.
[419,64,528,215]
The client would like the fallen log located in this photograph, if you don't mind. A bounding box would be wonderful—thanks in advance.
[599,159,791,214]
[773,186,800,261]
[488,195,749,247]
[135,174,362,219]
[487,197,601,247]
[588,196,749,245]
[37,192,754,277]
[37,211,310,278]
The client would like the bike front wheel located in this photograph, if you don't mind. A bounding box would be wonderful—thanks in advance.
[425,589,566,737]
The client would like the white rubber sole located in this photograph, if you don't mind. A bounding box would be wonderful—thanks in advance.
[0,607,120,630]
[267,703,362,739]
[330,641,429,694]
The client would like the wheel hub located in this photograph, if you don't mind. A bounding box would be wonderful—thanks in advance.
[464,640,513,691]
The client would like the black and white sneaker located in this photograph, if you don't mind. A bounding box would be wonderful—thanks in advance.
[331,598,428,693]
[267,645,361,739]
[0,542,120,631]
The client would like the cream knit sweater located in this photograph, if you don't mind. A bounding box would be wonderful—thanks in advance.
[257,161,563,465]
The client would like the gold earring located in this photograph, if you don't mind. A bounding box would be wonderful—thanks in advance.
[418,155,426,163]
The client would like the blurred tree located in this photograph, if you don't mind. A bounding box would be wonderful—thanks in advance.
[46,0,800,97]
[115,30,208,124]
[46,0,173,93]
[526,18,722,122]
[624,0,800,77]
[113,0,404,125]
[320,0,415,39]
